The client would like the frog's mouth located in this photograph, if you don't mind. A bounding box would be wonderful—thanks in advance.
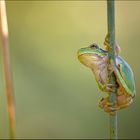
[78,53,102,61]
[78,53,102,68]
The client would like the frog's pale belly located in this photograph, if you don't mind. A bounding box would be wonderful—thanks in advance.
[91,56,109,85]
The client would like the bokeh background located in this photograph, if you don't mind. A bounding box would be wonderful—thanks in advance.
[0,1,139,139]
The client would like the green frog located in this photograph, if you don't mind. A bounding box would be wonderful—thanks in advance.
[77,39,136,113]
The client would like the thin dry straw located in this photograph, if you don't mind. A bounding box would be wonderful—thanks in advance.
[0,0,16,139]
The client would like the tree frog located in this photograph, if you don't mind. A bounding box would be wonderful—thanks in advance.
[77,41,136,113]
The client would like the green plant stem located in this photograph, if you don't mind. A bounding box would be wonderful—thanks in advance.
[107,0,118,139]
[0,0,16,139]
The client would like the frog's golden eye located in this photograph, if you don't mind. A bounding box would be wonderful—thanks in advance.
[90,43,99,49]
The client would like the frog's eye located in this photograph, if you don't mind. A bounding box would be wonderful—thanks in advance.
[90,44,99,49]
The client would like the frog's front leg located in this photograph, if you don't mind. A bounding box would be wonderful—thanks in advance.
[104,34,121,55]
[98,81,117,93]
[97,70,117,93]
[104,34,110,52]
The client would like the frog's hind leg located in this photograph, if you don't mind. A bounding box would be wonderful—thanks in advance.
[107,95,133,115]
[99,94,133,114]
[117,94,133,109]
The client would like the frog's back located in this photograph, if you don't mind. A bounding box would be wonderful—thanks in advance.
[116,56,136,96]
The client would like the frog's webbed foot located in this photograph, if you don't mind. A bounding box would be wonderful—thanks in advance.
[106,83,118,93]
[99,83,117,93]
[99,97,119,115]
[99,97,115,112]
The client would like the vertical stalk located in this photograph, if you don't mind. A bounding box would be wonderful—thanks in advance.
[0,0,16,139]
[107,0,118,139]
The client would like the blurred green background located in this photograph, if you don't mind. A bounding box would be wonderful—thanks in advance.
[0,1,139,139]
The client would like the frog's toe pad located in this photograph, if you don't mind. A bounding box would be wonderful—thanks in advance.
[106,106,120,113]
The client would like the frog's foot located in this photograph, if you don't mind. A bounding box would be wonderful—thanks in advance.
[106,83,118,93]
[99,97,114,110]
[99,97,115,112]
[99,97,119,115]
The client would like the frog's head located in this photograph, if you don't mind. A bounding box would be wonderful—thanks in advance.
[77,43,107,68]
